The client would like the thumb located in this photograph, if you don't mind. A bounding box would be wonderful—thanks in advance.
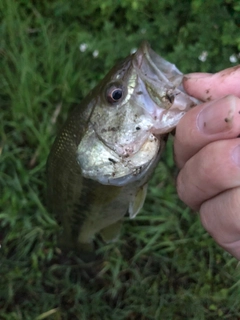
[183,66,240,101]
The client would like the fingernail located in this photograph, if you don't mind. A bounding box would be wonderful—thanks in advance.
[232,145,240,167]
[184,73,212,81]
[197,95,236,134]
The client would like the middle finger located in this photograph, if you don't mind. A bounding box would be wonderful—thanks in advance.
[177,138,240,210]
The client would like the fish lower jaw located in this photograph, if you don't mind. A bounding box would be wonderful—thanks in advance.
[91,138,161,187]
[77,126,161,187]
[95,157,155,187]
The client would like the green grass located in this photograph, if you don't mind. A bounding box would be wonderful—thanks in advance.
[1,0,240,319]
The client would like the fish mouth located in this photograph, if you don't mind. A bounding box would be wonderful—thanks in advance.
[132,42,198,134]
[134,41,183,84]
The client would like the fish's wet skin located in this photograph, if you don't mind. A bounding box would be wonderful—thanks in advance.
[47,42,198,260]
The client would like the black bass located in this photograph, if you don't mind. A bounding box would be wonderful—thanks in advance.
[47,42,197,255]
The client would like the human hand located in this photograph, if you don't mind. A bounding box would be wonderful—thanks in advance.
[174,66,240,260]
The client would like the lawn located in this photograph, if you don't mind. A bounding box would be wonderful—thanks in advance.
[1,0,240,319]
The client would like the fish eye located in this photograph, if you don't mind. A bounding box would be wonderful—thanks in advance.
[106,85,123,104]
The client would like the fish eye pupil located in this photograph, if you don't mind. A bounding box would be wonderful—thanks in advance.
[107,86,123,104]
[112,89,122,101]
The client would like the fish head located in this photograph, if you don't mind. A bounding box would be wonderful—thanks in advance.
[77,42,198,186]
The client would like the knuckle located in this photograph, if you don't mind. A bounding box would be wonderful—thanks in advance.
[176,168,200,210]
[176,171,185,202]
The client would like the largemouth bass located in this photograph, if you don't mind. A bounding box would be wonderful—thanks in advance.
[47,42,197,256]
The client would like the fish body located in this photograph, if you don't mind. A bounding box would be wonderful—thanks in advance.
[47,42,197,255]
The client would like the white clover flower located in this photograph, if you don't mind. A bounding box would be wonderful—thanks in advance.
[229,54,238,63]
[130,48,137,54]
[79,43,88,52]
[198,51,208,62]
[92,50,99,58]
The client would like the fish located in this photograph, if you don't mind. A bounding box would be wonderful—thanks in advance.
[46,41,198,257]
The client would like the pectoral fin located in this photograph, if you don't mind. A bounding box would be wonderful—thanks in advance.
[128,184,148,219]
[100,219,123,243]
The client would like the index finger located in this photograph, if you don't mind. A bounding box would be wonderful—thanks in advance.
[183,66,240,101]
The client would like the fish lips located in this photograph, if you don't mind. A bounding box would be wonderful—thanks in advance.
[134,41,183,87]
[132,42,199,134]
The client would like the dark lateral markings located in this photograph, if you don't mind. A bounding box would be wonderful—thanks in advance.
[108,158,117,164]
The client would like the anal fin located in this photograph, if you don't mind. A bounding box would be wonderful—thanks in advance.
[99,220,123,243]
